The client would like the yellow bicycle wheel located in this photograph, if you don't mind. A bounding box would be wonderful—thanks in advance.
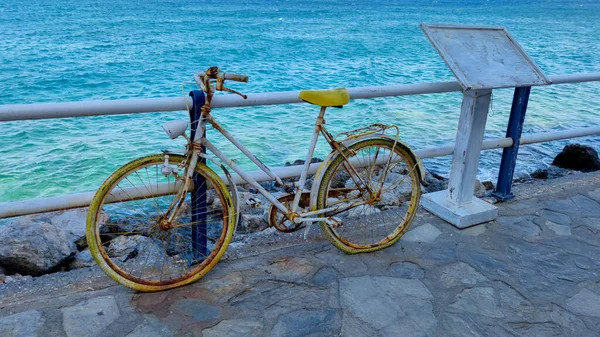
[316,137,421,253]
[86,154,235,292]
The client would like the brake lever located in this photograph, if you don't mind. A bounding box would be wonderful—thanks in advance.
[216,77,248,99]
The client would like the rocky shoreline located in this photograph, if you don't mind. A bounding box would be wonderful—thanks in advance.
[1,143,598,284]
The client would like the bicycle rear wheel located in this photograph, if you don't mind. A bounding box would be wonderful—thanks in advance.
[86,154,235,292]
[316,137,421,253]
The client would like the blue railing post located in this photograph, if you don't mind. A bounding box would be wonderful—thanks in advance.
[492,86,532,201]
[189,90,207,258]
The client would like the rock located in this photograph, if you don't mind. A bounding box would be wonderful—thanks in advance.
[546,165,571,179]
[402,223,441,243]
[450,287,504,318]
[0,265,5,283]
[388,261,425,279]
[552,144,600,172]
[69,250,96,269]
[340,276,436,336]
[171,299,222,322]
[473,179,487,197]
[342,311,379,337]
[497,283,534,319]
[284,158,323,167]
[565,288,600,317]
[504,322,561,336]
[439,262,488,288]
[311,267,339,286]
[61,296,120,337]
[0,310,44,337]
[495,216,541,240]
[0,219,74,275]
[271,309,341,337]
[545,221,571,236]
[203,318,264,337]
[348,204,380,217]
[127,316,173,337]
[240,214,268,233]
[106,235,164,265]
[422,170,447,193]
[43,208,89,248]
[482,181,495,190]
[4,273,33,283]
[531,169,549,179]
[538,209,571,226]
[238,192,269,217]
[461,224,487,237]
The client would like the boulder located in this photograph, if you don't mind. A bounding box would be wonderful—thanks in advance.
[552,144,600,172]
[106,235,164,265]
[0,265,5,284]
[0,219,74,275]
[238,192,270,217]
[482,181,495,190]
[4,273,33,284]
[473,180,487,197]
[530,169,549,180]
[69,250,96,269]
[422,170,447,194]
[284,158,323,167]
[240,214,268,233]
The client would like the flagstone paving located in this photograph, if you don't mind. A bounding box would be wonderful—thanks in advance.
[1,171,600,336]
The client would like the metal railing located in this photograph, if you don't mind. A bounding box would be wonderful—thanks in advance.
[1,72,599,218]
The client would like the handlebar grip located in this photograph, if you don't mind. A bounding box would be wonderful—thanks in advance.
[221,72,249,83]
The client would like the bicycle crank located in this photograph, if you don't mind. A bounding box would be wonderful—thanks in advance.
[268,192,311,232]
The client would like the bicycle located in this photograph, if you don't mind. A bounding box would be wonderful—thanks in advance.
[86,66,424,292]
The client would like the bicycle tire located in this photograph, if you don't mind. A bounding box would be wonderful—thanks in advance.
[86,154,235,292]
[316,137,421,253]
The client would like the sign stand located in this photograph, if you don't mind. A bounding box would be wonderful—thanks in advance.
[419,24,550,228]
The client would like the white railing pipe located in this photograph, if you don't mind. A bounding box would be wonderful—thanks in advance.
[4,125,600,219]
[1,72,599,122]
[520,126,600,145]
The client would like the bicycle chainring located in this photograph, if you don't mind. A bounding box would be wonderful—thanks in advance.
[268,192,311,233]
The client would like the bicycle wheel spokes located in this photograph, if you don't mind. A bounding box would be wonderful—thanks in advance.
[88,154,234,290]
[317,138,421,253]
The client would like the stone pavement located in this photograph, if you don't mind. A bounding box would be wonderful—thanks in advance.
[1,172,600,337]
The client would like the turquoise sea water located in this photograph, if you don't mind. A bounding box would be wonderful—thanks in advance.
[1,0,599,203]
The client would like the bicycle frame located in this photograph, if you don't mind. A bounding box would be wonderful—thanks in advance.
[182,105,369,225]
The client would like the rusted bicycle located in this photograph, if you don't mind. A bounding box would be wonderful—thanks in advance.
[86,67,424,291]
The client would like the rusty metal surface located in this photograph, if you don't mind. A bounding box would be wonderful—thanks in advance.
[420,24,550,90]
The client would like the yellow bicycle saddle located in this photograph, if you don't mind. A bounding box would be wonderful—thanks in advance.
[298,88,350,107]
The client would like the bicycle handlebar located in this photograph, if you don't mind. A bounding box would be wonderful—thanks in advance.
[194,67,249,100]
[221,72,248,83]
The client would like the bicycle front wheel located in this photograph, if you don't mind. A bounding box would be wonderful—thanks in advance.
[316,137,421,253]
[86,154,235,292]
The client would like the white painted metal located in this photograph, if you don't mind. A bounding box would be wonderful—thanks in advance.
[420,24,550,90]
[420,190,498,228]
[549,73,600,84]
[0,96,193,122]
[520,126,600,145]
[292,106,326,213]
[423,88,499,228]
[205,114,285,186]
[202,139,290,214]
[1,73,598,122]
[162,120,188,139]
[446,89,493,205]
